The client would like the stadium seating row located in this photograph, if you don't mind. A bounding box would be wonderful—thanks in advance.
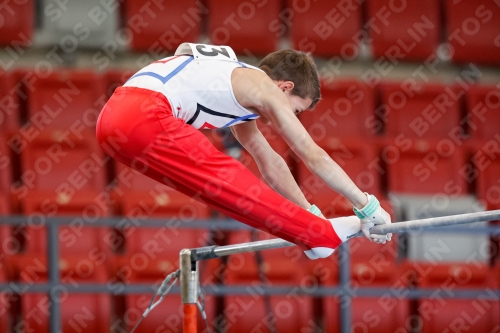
[1,68,498,215]
[1,0,499,64]
[0,227,498,333]
[1,130,499,215]
[1,70,499,143]
[241,128,500,212]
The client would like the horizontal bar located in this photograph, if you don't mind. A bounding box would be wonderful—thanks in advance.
[0,216,497,235]
[0,212,498,233]
[191,238,294,261]
[358,209,500,237]
[0,283,180,294]
[202,285,500,300]
[1,283,498,300]
[191,210,500,260]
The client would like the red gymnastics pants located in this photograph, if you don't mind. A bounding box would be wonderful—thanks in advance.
[96,87,342,252]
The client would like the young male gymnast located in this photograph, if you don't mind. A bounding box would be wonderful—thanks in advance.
[96,43,392,259]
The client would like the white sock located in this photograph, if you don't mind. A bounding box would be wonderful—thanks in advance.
[304,215,361,259]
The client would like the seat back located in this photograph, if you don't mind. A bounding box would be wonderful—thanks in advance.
[445,0,500,65]
[0,0,33,45]
[387,140,466,195]
[28,70,105,133]
[381,82,462,140]
[207,0,281,54]
[368,0,439,61]
[125,0,201,52]
[300,80,376,142]
[467,85,500,142]
[289,0,362,57]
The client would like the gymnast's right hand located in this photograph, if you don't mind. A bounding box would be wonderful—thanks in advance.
[353,193,392,244]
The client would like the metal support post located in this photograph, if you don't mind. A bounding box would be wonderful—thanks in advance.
[339,242,351,333]
[180,249,199,333]
[48,222,60,333]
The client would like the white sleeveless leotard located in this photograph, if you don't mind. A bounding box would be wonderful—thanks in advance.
[123,43,262,130]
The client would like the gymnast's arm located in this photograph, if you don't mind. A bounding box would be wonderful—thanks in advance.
[230,121,313,210]
[235,71,368,209]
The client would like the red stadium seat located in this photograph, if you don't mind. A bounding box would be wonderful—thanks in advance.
[0,137,12,197]
[200,129,227,153]
[103,69,133,97]
[297,139,381,217]
[289,0,362,58]
[466,85,500,143]
[224,295,314,333]
[445,0,500,65]
[126,293,216,333]
[114,163,212,219]
[19,133,106,195]
[367,0,440,61]
[207,0,281,55]
[300,79,376,144]
[307,250,340,288]
[322,296,341,333]
[0,194,13,279]
[17,192,113,266]
[124,0,201,53]
[380,82,462,139]
[323,257,411,333]
[20,263,111,333]
[223,230,315,333]
[414,262,500,333]
[223,231,261,283]
[386,139,466,195]
[123,230,217,333]
[350,236,397,264]
[121,227,211,281]
[324,296,410,333]
[15,133,108,227]
[344,206,402,285]
[471,141,500,210]
[9,188,113,281]
[0,72,20,133]
[0,0,33,45]
[349,235,402,286]
[21,213,112,259]
[0,269,8,332]
[239,120,296,182]
[225,230,309,281]
[13,194,113,332]
[27,70,106,133]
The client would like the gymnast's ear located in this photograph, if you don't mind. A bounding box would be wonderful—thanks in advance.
[276,80,294,93]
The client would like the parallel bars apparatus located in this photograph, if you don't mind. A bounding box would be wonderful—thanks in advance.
[180,209,500,333]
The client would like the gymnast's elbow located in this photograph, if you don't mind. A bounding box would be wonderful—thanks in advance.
[302,145,329,171]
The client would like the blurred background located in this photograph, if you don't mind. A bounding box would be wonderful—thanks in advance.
[0,0,499,332]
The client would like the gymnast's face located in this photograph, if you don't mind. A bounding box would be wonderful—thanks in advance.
[275,81,313,116]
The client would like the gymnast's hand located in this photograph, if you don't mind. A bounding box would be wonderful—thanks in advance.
[353,193,392,244]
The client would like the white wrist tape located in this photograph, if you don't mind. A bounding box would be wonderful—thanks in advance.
[353,193,380,219]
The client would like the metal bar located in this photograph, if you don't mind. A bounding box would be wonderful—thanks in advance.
[47,222,60,333]
[1,215,499,232]
[180,249,198,304]
[191,238,294,261]
[0,283,179,294]
[369,209,500,235]
[339,243,351,333]
[1,283,499,300]
[191,210,500,260]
